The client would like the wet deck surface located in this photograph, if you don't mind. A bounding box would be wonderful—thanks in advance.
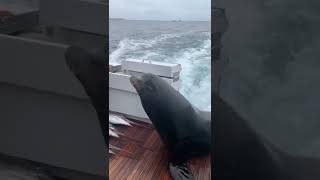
[109,120,211,180]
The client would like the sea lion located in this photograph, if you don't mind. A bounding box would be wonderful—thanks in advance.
[64,45,108,146]
[213,93,320,180]
[130,73,211,180]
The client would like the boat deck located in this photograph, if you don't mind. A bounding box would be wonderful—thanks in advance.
[109,120,211,180]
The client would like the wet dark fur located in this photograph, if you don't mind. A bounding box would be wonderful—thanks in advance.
[130,73,210,180]
[64,46,108,146]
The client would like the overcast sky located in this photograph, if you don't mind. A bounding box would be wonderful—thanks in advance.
[109,0,210,21]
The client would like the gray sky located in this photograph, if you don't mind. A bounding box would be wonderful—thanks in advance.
[109,0,210,21]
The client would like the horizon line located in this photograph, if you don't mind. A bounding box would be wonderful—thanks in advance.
[109,18,210,22]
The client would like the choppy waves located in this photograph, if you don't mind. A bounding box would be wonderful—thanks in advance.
[110,32,211,111]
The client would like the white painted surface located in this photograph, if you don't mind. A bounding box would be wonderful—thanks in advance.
[122,58,181,78]
[109,60,181,122]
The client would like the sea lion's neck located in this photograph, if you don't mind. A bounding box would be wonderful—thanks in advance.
[213,94,287,179]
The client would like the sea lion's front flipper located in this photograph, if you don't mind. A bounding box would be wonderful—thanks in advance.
[169,162,193,180]
[168,140,196,180]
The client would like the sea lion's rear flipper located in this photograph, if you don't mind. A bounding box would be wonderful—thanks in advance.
[168,138,210,180]
[168,140,194,180]
[169,162,193,180]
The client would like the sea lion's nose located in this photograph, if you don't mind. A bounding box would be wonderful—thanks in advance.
[130,75,143,90]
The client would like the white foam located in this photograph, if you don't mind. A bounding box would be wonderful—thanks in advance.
[109,38,129,63]
[109,32,211,111]
[109,33,184,63]
[174,39,211,111]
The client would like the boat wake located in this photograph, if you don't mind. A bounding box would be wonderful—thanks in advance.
[109,32,211,111]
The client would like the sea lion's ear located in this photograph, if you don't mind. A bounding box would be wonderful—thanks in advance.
[147,84,155,91]
[145,81,156,92]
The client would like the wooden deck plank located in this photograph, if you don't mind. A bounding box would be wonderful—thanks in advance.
[109,120,211,180]
[113,125,138,180]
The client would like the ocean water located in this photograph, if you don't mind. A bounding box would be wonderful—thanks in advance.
[218,0,320,157]
[109,20,211,111]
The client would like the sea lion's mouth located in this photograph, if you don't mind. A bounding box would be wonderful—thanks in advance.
[130,75,143,91]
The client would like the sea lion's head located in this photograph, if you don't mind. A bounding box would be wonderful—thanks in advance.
[130,73,168,97]
[130,73,174,107]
